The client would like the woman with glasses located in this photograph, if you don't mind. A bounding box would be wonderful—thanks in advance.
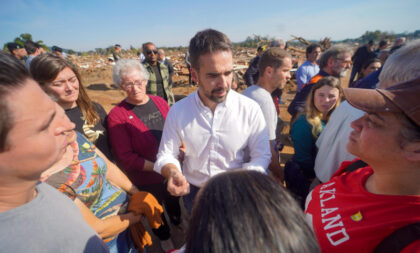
[30,53,113,160]
[107,59,181,251]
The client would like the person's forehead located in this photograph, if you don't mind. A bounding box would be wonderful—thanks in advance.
[198,50,232,67]
[8,80,54,125]
[146,44,156,49]
[341,52,351,58]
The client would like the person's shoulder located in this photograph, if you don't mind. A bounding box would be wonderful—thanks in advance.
[234,90,260,105]
[295,114,308,124]
[170,91,196,112]
[108,100,128,116]
[149,94,167,104]
[92,101,107,114]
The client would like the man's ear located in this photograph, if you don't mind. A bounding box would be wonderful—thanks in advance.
[403,142,420,162]
[191,67,199,84]
[264,66,273,77]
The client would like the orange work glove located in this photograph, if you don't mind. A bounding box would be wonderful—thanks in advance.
[128,191,164,229]
[130,223,152,253]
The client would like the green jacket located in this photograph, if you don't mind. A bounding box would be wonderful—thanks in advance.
[143,61,175,106]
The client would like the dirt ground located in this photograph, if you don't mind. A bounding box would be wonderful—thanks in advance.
[80,54,350,252]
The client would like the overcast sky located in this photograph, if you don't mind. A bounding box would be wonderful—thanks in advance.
[1,0,418,51]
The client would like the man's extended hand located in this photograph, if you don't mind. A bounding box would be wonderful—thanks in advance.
[167,170,190,196]
[162,164,190,196]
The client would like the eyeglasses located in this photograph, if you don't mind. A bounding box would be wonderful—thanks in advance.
[146,49,158,55]
[121,80,147,89]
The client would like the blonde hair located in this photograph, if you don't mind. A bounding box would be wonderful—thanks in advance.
[305,76,342,137]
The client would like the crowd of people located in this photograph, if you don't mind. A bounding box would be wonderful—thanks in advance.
[1,29,419,253]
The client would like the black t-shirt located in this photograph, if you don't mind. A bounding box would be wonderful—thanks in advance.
[151,65,167,101]
[129,99,165,142]
[65,102,113,160]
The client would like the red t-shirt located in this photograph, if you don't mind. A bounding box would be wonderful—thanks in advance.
[305,161,420,253]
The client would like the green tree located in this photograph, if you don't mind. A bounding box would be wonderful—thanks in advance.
[3,33,48,51]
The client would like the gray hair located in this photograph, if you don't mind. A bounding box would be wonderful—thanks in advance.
[112,59,150,86]
[319,44,352,69]
[270,38,284,48]
[378,39,420,89]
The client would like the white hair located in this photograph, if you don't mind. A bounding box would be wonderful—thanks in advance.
[112,59,150,86]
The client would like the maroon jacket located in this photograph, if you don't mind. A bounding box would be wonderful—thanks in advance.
[107,96,169,186]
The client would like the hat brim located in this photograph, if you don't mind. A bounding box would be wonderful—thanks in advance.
[343,88,401,113]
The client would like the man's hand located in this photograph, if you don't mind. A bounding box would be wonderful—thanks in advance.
[162,164,190,196]
[167,171,190,196]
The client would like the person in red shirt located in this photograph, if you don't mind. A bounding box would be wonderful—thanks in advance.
[305,39,420,253]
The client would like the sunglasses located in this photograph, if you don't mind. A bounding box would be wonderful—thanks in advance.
[146,49,158,55]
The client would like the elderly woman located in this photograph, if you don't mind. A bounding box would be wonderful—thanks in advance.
[30,53,113,160]
[305,77,420,251]
[108,59,181,251]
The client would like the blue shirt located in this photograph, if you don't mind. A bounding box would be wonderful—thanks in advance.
[296,60,320,92]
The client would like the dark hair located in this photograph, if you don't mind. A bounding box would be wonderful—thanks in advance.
[185,171,320,253]
[24,40,40,55]
[0,52,31,152]
[142,42,155,52]
[51,46,63,53]
[379,40,388,48]
[361,58,381,71]
[306,43,321,58]
[258,48,291,75]
[188,29,233,70]
[30,53,99,125]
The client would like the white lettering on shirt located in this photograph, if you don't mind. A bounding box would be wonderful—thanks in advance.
[318,181,350,246]
[326,228,350,246]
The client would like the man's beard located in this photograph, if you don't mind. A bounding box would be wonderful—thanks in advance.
[209,87,229,104]
[339,69,348,78]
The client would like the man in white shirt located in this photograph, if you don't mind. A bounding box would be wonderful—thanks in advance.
[296,44,321,92]
[154,29,271,212]
[242,47,292,182]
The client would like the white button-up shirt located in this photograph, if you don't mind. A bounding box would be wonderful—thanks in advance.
[154,89,271,187]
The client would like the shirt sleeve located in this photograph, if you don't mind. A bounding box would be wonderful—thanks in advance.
[107,108,146,173]
[314,102,361,182]
[296,65,307,89]
[291,115,316,178]
[243,57,259,86]
[154,107,182,174]
[242,104,271,172]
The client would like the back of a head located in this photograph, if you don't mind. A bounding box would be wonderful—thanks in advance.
[319,44,352,69]
[185,170,320,253]
[24,40,39,55]
[258,48,291,74]
[51,45,63,53]
[188,29,232,69]
[378,39,420,89]
[270,38,285,48]
[0,52,31,151]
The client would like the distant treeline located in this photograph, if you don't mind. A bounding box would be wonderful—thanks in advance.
[4,30,420,56]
